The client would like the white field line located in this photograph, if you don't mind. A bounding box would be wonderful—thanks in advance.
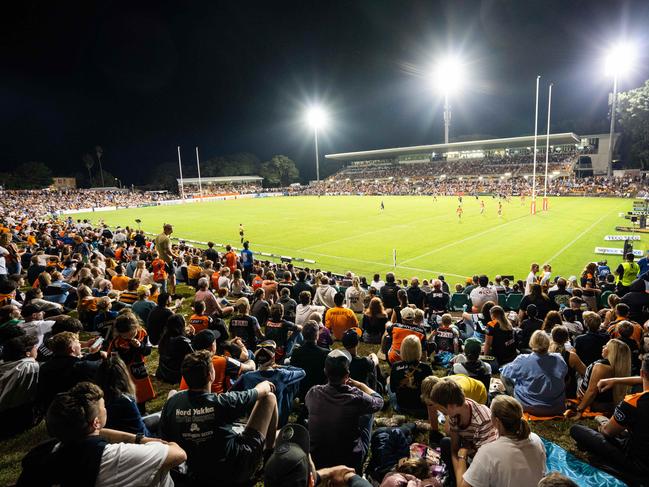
[398,213,531,267]
[542,211,612,264]
[250,242,468,279]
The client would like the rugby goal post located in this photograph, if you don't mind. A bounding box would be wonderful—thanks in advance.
[542,197,549,211]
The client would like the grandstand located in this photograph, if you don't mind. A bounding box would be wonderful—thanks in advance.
[176,175,263,196]
[325,132,618,179]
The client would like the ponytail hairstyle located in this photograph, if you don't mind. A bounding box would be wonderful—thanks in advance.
[489,305,512,331]
[490,395,530,441]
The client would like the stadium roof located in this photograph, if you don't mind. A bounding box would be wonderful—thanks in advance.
[176,176,263,184]
[324,132,581,161]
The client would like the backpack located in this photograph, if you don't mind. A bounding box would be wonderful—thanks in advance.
[367,427,412,483]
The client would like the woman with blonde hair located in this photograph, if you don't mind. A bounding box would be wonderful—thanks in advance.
[361,297,389,344]
[501,330,568,416]
[457,395,546,487]
[345,275,366,313]
[387,334,432,418]
[483,305,517,368]
[565,338,631,418]
[549,325,586,399]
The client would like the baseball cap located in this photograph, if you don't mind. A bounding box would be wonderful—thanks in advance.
[341,327,362,348]
[324,348,352,379]
[400,307,415,321]
[191,329,220,350]
[264,424,312,487]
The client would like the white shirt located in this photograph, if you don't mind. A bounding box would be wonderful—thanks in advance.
[95,442,172,487]
[540,271,552,286]
[345,286,366,313]
[469,286,498,311]
[463,433,546,487]
[0,245,8,275]
[295,304,326,327]
[525,272,537,295]
[371,280,385,290]
[20,320,55,347]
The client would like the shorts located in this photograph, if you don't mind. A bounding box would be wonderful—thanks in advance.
[228,428,265,482]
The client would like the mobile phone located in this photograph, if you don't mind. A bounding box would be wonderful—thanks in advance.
[91,337,104,349]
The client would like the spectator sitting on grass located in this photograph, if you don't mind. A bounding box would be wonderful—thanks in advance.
[156,314,193,384]
[325,292,359,341]
[161,351,278,486]
[501,330,567,416]
[570,356,649,481]
[427,377,497,485]
[289,321,329,402]
[388,334,433,418]
[456,395,547,487]
[451,337,492,392]
[306,348,383,473]
[361,296,389,344]
[24,382,186,487]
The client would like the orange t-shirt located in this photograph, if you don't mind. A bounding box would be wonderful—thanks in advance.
[189,314,210,333]
[225,252,237,273]
[211,272,221,290]
[152,259,167,282]
[188,264,202,280]
[111,275,130,291]
[325,306,359,341]
[387,323,426,363]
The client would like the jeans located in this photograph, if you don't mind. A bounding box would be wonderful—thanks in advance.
[356,413,374,473]
[440,436,455,483]
[570,424,648,478]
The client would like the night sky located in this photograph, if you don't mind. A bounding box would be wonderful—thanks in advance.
[2,0,649,183]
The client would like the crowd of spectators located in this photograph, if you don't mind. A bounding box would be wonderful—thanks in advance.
[2,193,649,487]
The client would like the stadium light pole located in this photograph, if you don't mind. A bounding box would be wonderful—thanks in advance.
[531,75,540,215]
[177,146,185,199]
[543,83,553,211]
[195,147,203,196]
[604,42,636,179]
[432,57,465,144]
[307,107,327,182]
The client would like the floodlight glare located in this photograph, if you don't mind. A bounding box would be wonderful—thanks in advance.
[306,106,327,129]
[604,42,637,77]
[432,56,466,95]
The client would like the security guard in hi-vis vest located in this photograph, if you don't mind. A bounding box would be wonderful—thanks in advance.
[616,252,640,296]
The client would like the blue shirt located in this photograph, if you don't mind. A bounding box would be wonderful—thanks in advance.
[501,352,567,415]
[638,257,649,276]
[240,249,254,269]
[231,366,305,426]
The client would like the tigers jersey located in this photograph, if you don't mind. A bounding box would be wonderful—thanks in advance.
[189,313,211,333]
[387,322,426,363]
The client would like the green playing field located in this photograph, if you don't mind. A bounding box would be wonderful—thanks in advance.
[70,195,644,285]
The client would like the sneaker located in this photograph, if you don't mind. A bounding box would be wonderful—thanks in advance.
[594,415,609,426]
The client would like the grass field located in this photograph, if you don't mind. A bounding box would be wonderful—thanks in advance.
[73,195,642,283]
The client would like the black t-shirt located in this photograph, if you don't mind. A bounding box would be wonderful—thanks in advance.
[574,331,610,367]
[621,292,649,323]
[613,391,649,474]
[485,321,517,365]
[519,295,556,319]
[290,342,329,400]
[548,289,571,308]
[264,319,298,348]
[361,314,389,342]
[157,336,193,384]
[433,326,458,352]
[229,314,260,350]
[380,283,400,309]
[350,355,376,389]
[146,306,173,345]
[518,318,543,350]
[160,389,258,482]
[425,291,450,314]
[390,360,433,412]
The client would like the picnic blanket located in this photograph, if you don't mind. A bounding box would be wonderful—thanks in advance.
[542,438,628,487]
[523,399,608,421]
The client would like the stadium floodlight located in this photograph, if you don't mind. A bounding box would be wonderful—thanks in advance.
[306,106,328,182]
[603,41,637,178]
[604,42,637,77]
[432,56,466,144]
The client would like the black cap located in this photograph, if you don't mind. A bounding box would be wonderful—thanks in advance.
[191,329,220,350]
[264,424,312,487]
[341,327,361,348]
